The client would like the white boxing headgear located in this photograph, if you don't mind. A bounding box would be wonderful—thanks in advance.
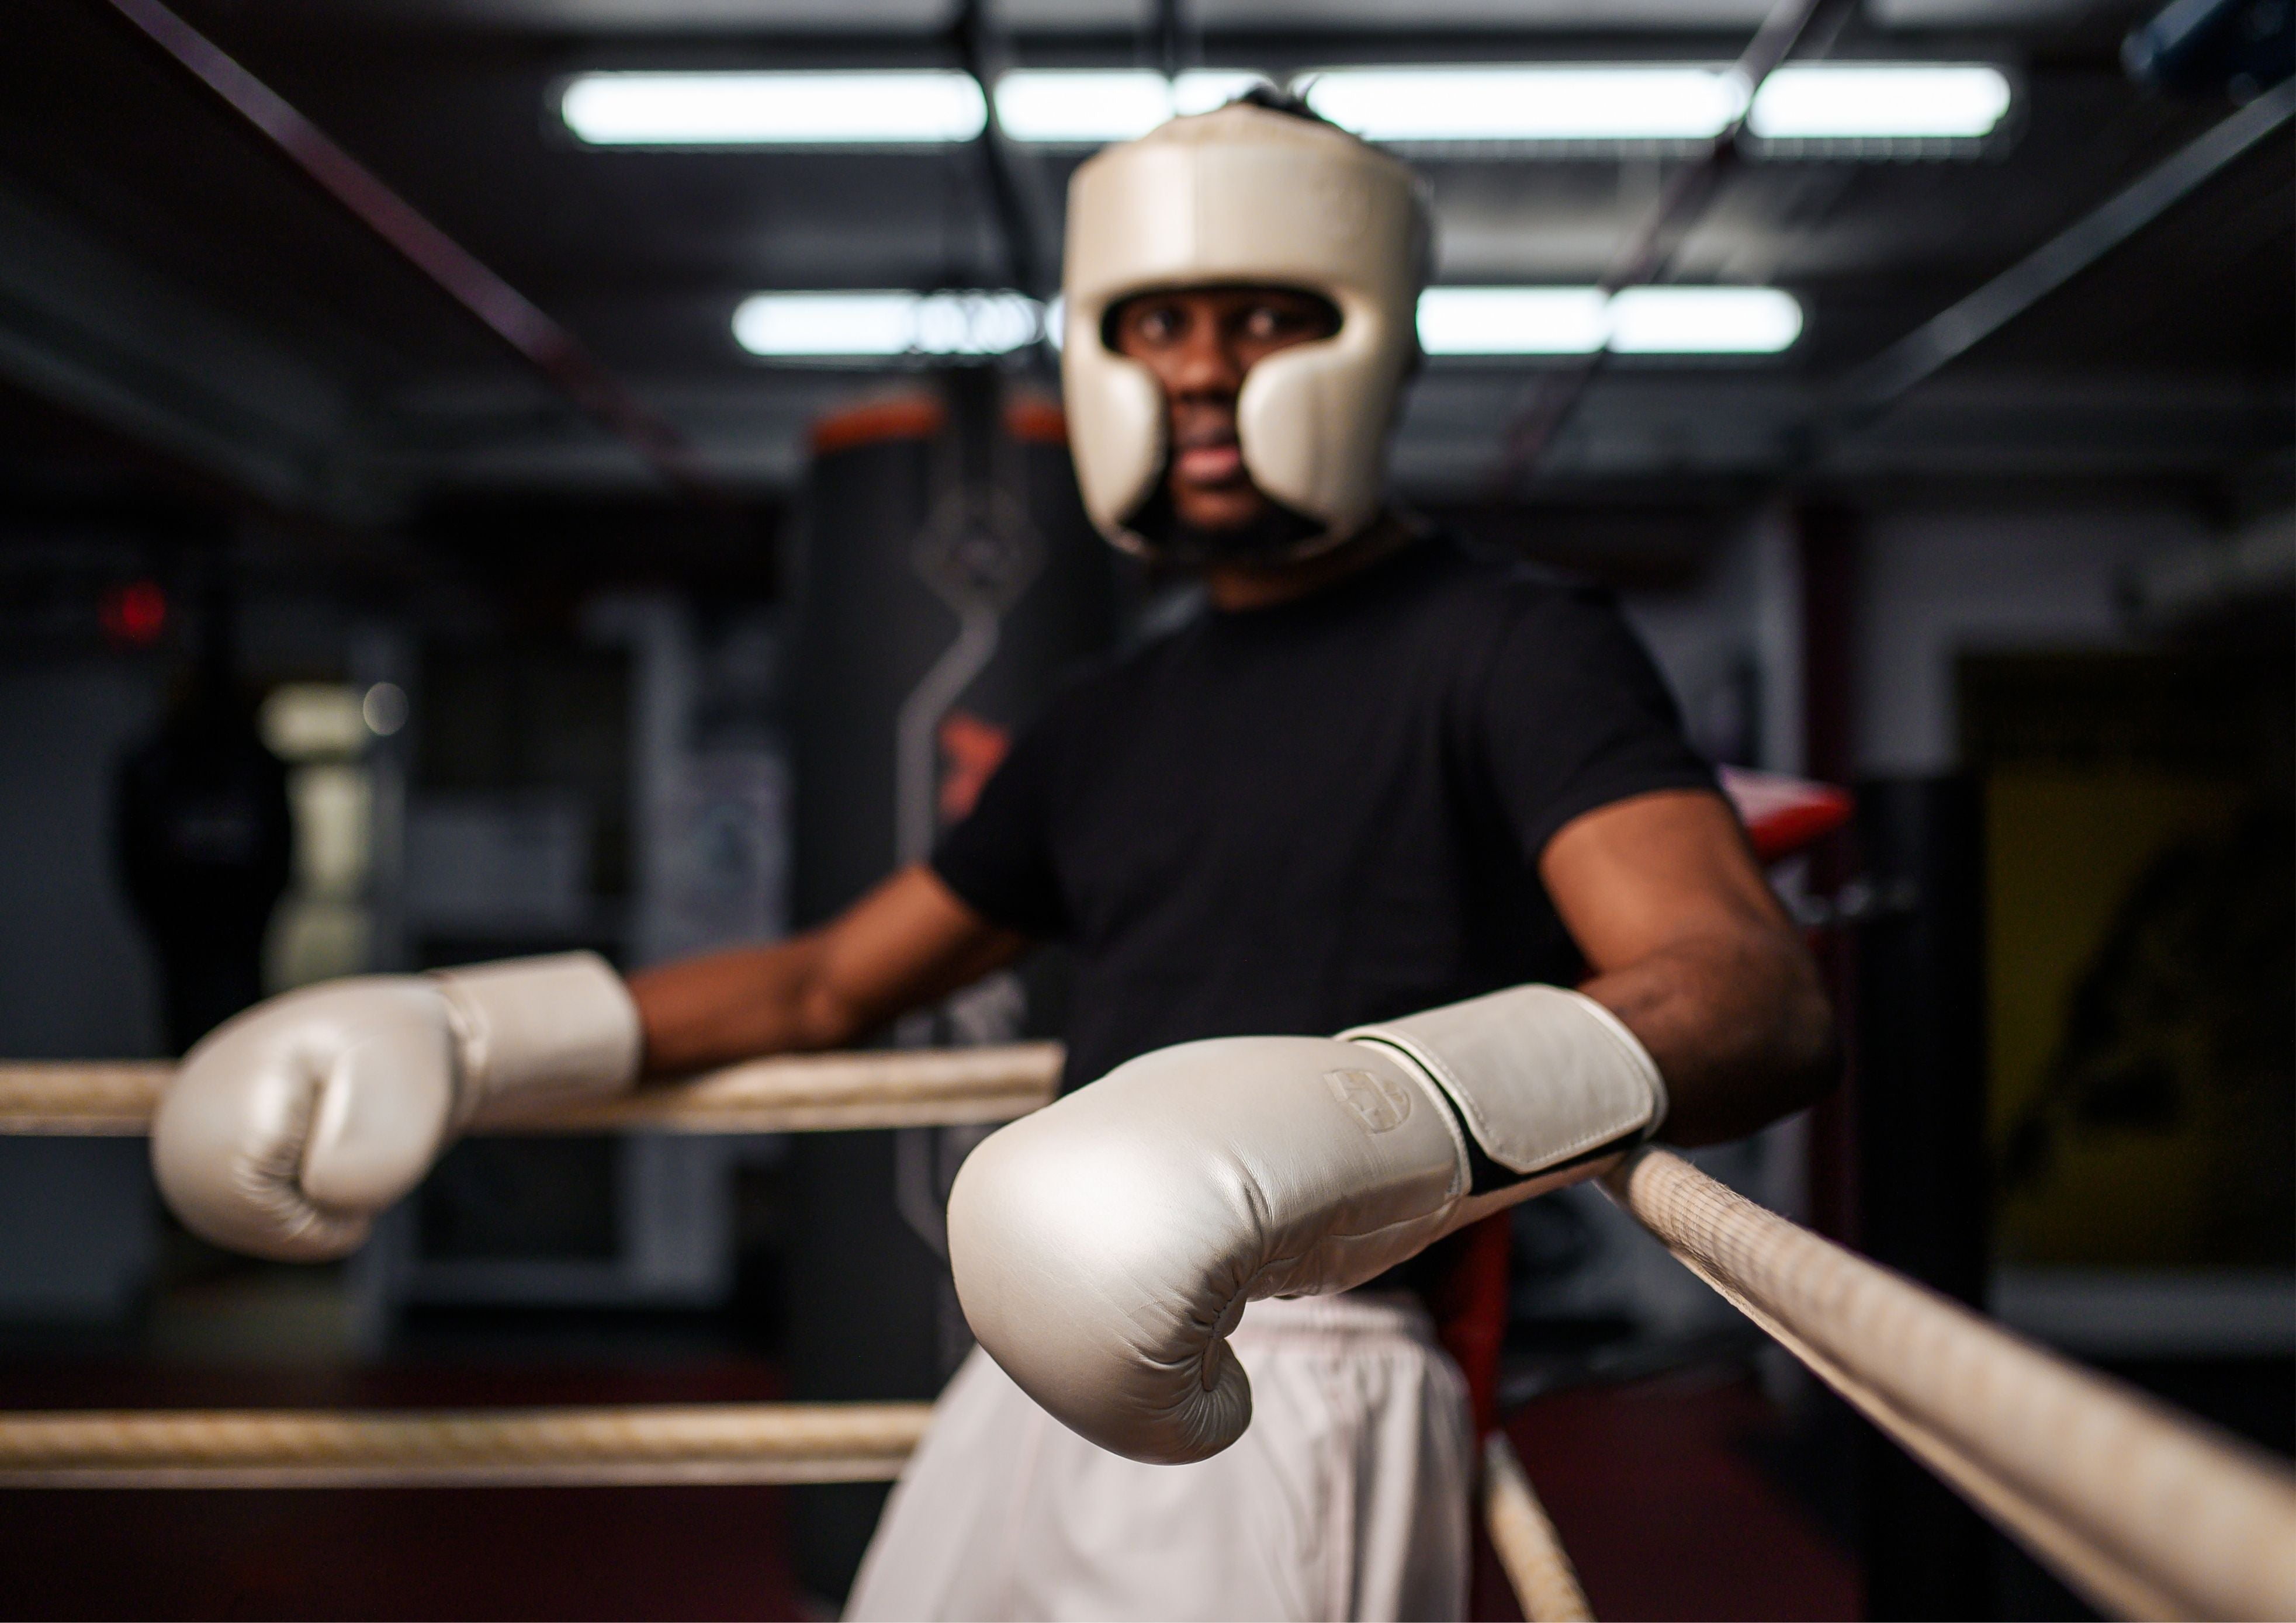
[1059,100,1431,558]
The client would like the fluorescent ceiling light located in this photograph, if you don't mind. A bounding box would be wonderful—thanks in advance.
[995,70,1266,143]
[1172,70,1270,116]
[561,71,985,146]
[1416,287,1611,354]
[1305,67,1747,142]
[995,69,1169,142]
[733,290,1044,358]
[1606,286,1803,353]
[1304,63,2010,143]
[739,286,1794,360]
[565,63,2010,149]
[1418,286,1802,355]
[1747,63,2011,140]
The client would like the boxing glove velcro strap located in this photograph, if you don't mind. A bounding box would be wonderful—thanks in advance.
[430,952,643,1121]
[1341,984,1667,1182]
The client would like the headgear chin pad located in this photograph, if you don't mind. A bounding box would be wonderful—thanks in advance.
[1059,102,1430,560]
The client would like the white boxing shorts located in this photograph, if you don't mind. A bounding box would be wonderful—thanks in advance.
[844,1291,1473,1622]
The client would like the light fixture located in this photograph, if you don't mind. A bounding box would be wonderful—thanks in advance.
[739,287,1795,360]
[1747,64,2013,140]
[1304,66,1747,143]
[1172,70,1270,117]
[732,291,1044,358]
[993,70,1269,143]
[736,286,1795,359]
[1606,286,1803,353]
[560,71,986,147]
[1415,287,1611,354]
[562,63,2010,150]
[1418,286,1802,356]
[1303,63,2011,144]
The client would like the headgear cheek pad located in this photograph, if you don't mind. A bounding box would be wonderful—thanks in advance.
[1059,102,1431,559]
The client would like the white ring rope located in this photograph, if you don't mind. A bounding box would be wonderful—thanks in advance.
[1483,1431,1595,1623]
[0,1402,933,1489]
[1608,1148,2296,1622]
[4,1049,2292,1621]
[0,1045,1061,1136]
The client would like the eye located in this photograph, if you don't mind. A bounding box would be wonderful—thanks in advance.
[1131,303,1185,344]
[1242,300,1330,342]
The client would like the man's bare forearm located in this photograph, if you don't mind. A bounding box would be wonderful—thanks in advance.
[1581,923,1837,1145]
[1539,789,1840,1146]
[626,934,855,1077]
[624,865,1031,1078]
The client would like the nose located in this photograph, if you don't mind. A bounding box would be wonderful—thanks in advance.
[1168,313,1246,401]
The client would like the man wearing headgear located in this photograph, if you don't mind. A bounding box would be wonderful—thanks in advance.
[148,93,1833,1621]
[1058,88,1426,563]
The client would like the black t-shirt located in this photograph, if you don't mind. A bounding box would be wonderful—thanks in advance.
[931,535,1716,1094]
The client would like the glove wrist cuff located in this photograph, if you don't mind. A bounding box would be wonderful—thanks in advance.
[431,952,643,1120]
[1341,984,1667,1178]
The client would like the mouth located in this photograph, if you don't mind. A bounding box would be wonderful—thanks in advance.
[1172,426,1245,487]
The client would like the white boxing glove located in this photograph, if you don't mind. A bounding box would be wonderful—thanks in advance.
[946,984,1665,1464]
[151,953,642,1261]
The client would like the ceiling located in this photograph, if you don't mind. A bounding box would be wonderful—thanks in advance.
[0,0,2287,528]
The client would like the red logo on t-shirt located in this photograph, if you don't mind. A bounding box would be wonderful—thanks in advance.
[939,710,1010,824]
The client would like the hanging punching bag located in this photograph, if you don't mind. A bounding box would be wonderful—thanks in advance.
[784,364,1113,1595]
[116,559,291,1055]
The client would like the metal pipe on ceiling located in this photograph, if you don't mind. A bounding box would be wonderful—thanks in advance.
[950,0,1055,304]
[1483,0,1857,495]
[1840,76,2296,413]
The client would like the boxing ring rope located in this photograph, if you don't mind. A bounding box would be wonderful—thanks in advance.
[1482,1433,1594,1623]
[5,1054,2295,1619]
[0,1403,932,1489]
[0,1045,1062,1136]
[1608,1147,2296,1622]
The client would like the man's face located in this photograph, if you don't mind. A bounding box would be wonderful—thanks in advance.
[1107,286,1341,534]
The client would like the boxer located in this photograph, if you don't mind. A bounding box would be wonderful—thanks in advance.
[154,92,1835,1621]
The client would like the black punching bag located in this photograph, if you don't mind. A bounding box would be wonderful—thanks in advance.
[116,564,292,1054]
[784,366,1114,1596]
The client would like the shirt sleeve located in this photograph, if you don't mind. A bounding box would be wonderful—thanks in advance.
[928,710,1071,938]
[1478,583,1719,862]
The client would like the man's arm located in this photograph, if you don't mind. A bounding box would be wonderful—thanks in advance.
[1541,787,1837,1145]
[944,783,1825,1464]
[627,864,1031,1076]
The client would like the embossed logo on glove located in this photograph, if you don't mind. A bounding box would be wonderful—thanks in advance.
[1324,1067,1415,1133]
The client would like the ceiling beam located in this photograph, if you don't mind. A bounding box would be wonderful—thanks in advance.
[1844,75,2296,411]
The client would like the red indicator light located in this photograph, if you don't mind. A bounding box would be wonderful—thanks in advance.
[101,580,169,647]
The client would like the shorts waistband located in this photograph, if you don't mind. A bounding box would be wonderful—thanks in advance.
[1229,1289,1435,1344]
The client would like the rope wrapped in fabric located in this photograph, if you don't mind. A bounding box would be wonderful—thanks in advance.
[4,1048,2294,1621]
[0,1402,933,1489]
[0,1044,1062,1136]
[1483,1431,1594,1622]
[1608,1148,2296,1622]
